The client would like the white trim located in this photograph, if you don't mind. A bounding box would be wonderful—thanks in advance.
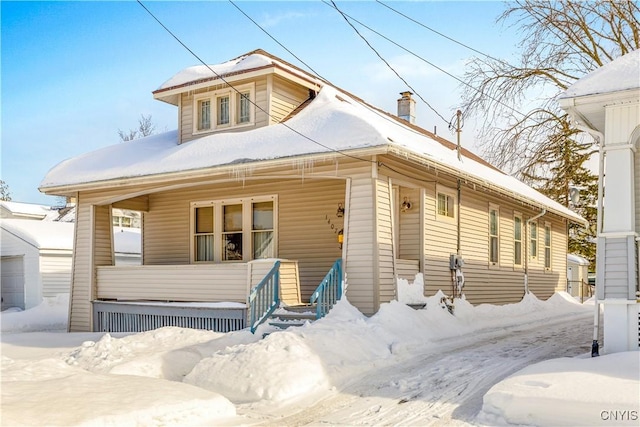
[190,195,277,263]
[435,184,456,223]
[488,203,500,267]
[599,299,639,305]
[191,82,256,135]
[513,211,523,268]
[543,221,552,271]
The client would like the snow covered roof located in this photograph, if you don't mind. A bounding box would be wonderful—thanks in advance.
[1,219,74,250]
[560,49,640,99]
[0,219,141,253]
[0,201,58,220]
[154,49,321,105]
[41,52,585,225]
[567,253,589,266]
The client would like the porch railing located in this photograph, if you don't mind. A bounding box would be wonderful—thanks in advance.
[310,259,343,319]
[248,261,281,333]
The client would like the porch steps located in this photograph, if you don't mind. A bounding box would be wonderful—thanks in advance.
[264,307,317,334]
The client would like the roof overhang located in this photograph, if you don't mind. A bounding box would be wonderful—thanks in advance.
[153,64,322,106]
[559,88,640,134]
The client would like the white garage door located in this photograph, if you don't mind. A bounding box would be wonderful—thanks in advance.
[1,256,25,310]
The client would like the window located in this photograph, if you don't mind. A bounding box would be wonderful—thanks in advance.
[514,213,522,266]
[530,221,538,259]
[197,99,211,130]
[191,196,276,263]
[544,223,551,269]
[489,205,499,264]
[194,205,214,261]
[223,204,242,261]
[193,84,254,134]
[436,185,456,221]
[252,201,274,259]
[237,91,251,124]
[217,95,230,126]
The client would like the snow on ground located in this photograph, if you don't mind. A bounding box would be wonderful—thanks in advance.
[1,287,638,426]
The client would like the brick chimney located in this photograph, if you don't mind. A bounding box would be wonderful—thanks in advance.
[397,91,415,124]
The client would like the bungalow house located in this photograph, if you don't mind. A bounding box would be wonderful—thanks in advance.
[559,49,640,353]
[39,49,585,333]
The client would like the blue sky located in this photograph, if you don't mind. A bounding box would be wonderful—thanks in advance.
[1,1,517,205]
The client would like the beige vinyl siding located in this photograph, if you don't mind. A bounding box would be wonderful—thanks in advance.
[424,180,457,295]
[398,187,420,261]
[344,175,376,314]
[68,197,92,331]
[376,178,395,305]
[97,264,248,302]
[142,178,346,300]
[179,77,269,144]
[249,259,300,305]
[270,75,310,124]
[39,253,72,297]
[94,205,114,268]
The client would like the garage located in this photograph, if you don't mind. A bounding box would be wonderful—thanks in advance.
[1,255,25,310]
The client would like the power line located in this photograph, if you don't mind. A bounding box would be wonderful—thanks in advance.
[323,0,529,121]
[228,1,327,81]
[136,0,374,165]
[328,0,451,126]
[228,0,473,149]
[375,0,507,65]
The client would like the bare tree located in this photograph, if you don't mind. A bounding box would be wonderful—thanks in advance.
[462,0,639,176]
[461,0,639,266]
[118,114,156,142]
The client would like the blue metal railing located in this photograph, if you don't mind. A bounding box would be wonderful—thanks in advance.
[310,259,343,319]
[248,261,280,333]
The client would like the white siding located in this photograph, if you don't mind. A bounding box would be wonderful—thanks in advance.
[40,253,72,297]
[1,229,42,309]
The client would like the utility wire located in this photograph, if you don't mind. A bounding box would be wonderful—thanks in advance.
[376,0,507,65]
[228,1,327,81]
[328,0,451,126]
[323,0,529,121]
[228,0,474,159]
[136,0,374,164]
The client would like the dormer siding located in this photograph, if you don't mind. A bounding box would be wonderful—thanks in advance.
[177,74,311,144]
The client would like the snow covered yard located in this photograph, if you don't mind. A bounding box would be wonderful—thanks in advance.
[1,290,638,426]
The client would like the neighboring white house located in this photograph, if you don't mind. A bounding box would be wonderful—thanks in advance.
[559,49,640,353]
[567,253,590,301]
[1,219,141,310]
[0,200,59,221]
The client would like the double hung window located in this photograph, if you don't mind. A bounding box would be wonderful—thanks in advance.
[530,222,538,259]
[191,196,276,263]
[514,213,523,266]
[489,205,499,265]
[436,185,456,222]
[544,223,552,269]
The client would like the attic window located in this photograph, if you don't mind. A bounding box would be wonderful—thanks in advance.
[193,83,255,134]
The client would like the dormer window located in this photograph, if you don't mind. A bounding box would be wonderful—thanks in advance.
[197,99,211,131]
[217,95,230,126]
[193,83,255,134]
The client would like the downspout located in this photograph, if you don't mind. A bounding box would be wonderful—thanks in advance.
[524,209,547,295]
[566,107,604,357]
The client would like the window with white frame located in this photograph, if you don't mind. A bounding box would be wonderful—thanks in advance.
[489,205,499,264]
[237,91,251,124]
[436,185,456,220]
[544,223,551,269]
[530,221,538,259]
[197,99,211,131]
[193,83,254,134]
[514,213,523,266]
[191,195,275,263]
